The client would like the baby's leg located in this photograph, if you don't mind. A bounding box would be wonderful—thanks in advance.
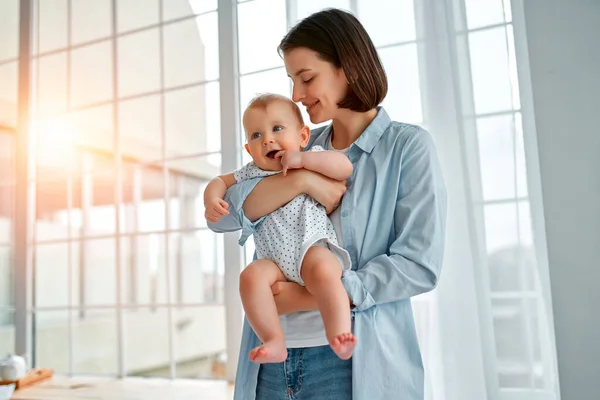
[301,246,356,360]
[239,259,288,363]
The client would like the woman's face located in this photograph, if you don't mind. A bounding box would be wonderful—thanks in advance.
[283,47,349,124]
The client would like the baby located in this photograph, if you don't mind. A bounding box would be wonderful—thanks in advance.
[203,93,357,363]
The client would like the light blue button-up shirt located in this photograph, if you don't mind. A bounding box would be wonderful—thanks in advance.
[208,107,447,400]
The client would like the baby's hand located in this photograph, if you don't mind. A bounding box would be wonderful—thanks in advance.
[275,150,304,176]
[205,198,230,223]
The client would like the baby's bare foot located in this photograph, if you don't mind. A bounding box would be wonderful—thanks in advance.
[330,333,357,360]
[249,340,287,364]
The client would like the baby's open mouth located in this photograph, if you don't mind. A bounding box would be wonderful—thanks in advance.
[266,150,279,159]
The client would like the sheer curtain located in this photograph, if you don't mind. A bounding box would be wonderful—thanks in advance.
[235,1,559,399]
[411,0,559,399]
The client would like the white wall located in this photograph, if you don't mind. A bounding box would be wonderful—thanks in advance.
[518,1,600,398]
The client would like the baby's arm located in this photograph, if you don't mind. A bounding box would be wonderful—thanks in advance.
[278,150,352,180]
[203,173,237,223]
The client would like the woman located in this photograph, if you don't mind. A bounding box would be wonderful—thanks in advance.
[209,8,447,400]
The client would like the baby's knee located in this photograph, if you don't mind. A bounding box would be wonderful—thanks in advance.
[239,262,264,287]
[302,256,341,283]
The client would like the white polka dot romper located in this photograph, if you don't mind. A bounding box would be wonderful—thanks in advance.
[233,146,351,285]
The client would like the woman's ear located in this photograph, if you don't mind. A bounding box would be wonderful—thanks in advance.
[299,125,311,147]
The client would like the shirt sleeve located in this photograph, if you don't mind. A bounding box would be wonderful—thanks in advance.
[206,177,266,244]
[341,129,448,312]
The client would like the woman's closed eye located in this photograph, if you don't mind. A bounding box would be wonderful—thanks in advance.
[302,77,314,84]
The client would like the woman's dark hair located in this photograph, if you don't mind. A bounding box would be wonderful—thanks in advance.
[278,8,388,112]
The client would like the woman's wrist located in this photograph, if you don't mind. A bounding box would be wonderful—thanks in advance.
[288,169,311,195]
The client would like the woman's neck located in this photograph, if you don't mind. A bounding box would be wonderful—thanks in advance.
[330,108,378,149]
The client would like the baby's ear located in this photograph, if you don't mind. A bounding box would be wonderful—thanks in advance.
[300,125,311,147]
[244,143,251,154]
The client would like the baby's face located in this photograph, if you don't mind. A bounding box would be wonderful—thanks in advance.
[243,101,309,171]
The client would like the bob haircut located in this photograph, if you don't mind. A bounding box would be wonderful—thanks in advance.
[278,8,388,112]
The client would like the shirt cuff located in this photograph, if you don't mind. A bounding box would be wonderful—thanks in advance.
[341,269,375,312]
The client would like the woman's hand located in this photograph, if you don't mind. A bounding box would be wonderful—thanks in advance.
[298,169,347,214]
[271,281,318,315]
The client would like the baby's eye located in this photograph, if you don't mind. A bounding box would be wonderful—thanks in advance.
[251,132,261,140]
[273,125,284,132]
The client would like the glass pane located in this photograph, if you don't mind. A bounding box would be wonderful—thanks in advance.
[71,0,112,44]
[72,309,118,374]
[119,94,162,162]
[173,306,226,379]
[38,0,68,54]
[506,25,520,110]
[163,13,219,87]
[515,113,528,197]
[34,242,78,308]
[35,157,118,241]
[358,0,416,46]
[492,298,538,389]
[35,176,79,242]
[0,186,12,246]
[488,239,536,293]
[0,133,15,185]
[0,311,14,356]
[295,0,351,22]
[0,0,19,60]
[70,104,114,152]
[82,238,117,306]
[162,0,217,22]
[0,247,12,307]
[122,234,167,305]
[168,231,224,304]
[484,202,519,254]
[71,41,113,108]
[118,0,159,33]
[118,28,161,97]
[125,307,169,376]
[0,61,18,126]
[165,82,221,157]
[194,12,219,81]
[379,44,423,124]
[239,67,289,120]
[237,0,286,75]
[38,52,68,117]
[518,200,533,248]
[465,0,506,30]
[477,114,516,201]
[162,156,218,231]
[469,27,513,114]
[34,310,70,371]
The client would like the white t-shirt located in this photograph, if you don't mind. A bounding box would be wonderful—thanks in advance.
[276,136,351,348]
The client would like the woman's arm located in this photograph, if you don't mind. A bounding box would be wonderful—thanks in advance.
[243,169,348,221]
[342,129,448,312]
[207,169,348,231]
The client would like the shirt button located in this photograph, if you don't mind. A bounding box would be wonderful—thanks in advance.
[341,211,348,217]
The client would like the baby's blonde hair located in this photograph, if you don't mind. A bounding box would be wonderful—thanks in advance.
[243,93,304,128]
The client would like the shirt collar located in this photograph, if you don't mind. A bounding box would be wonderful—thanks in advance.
[320,106,391,154]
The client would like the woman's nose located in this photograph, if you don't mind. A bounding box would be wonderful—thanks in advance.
[292,85,305,102]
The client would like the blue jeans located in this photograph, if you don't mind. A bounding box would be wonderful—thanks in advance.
[255,345,352,400]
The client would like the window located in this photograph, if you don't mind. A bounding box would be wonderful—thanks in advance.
[26,0,226,379]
